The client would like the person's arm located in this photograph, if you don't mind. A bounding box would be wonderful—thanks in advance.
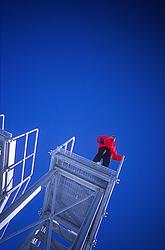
[111,143,122,161]
[112,153,122,161]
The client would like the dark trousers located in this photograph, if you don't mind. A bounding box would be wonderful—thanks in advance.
[93,147,111,167]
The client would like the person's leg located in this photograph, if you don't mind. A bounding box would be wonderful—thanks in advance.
[93,147,106,163]
[102,149,111,167]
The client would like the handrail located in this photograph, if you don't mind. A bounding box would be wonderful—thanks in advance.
[58,136,75,153]
[116,155,126,179]
[7,128,39,189]
[0,127,39,239]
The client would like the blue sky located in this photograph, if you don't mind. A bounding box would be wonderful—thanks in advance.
[0,0,164,249]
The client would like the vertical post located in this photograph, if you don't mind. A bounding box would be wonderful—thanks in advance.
[0,114,5,130]
[21,133,28,182]
[70,137,75,153]
[46,175,58,250]
[116,156,125,179]
[30,129,39,176]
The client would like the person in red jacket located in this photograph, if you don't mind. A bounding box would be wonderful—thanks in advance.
[93,135,122,167]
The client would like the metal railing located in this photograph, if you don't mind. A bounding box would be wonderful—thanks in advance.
[58,136,75,152]
[5,128,39,196]
[0,128,39,240]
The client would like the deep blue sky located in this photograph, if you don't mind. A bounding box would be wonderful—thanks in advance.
[0,0,165,249]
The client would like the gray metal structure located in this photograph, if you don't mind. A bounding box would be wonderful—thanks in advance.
[0,114,125,249]
[12,148,124,250]
[0,114,39,240]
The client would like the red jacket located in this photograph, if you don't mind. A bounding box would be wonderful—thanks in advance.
[97,136,122,161]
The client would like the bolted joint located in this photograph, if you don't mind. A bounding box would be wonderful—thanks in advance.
[92,239,97,247]
[116,179,120,184]
[38,208,43,217]
[104,211,108,218]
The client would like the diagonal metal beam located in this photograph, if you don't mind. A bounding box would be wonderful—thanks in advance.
[0,169,57,230]
[0,215,49,244]
[53,193,95,218]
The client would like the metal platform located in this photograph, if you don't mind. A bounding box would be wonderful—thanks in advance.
[16,146,124,250]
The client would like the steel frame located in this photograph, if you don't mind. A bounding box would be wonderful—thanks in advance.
[15,147,124,250]
[0,134,124,250]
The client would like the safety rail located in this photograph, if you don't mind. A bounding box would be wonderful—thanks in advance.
[0,128,39,240]
[5,128,39,195]
[58,136,75,152]
[50,136,76,156]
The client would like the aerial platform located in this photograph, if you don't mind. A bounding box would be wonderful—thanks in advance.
[17,147,124,250]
